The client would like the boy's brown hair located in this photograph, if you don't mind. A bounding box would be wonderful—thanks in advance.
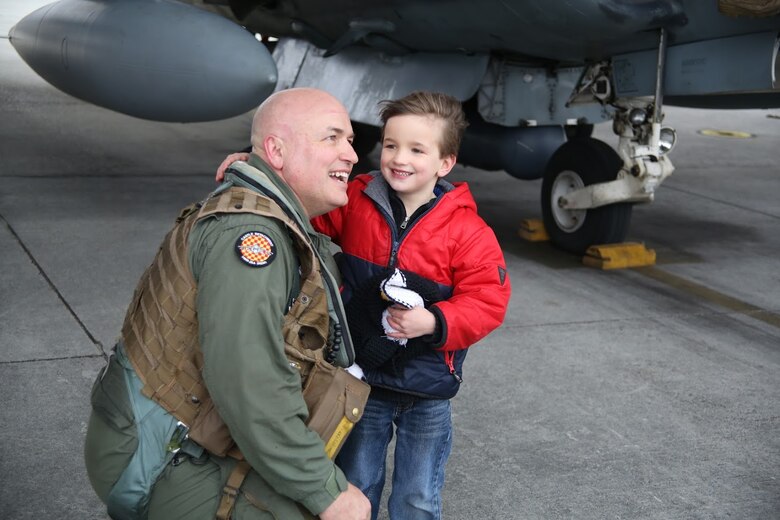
[378,91,468,157]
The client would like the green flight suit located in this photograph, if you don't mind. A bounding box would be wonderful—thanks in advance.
[85,155,348,519]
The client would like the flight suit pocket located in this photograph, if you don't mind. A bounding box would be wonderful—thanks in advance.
[90,352,135,431]
[85,351,138,502]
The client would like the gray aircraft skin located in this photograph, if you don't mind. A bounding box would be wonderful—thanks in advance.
[9,0,780,253]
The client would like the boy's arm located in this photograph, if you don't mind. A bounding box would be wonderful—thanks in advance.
[311,205,345,243]
[215,150,251,182]
[431,225,511,351]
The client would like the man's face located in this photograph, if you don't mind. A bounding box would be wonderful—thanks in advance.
[380,114,454,200]
[282,98,358,217]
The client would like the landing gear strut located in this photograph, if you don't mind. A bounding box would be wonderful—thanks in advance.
[541,28,676,254]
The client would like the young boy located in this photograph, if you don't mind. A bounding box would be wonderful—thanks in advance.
[217,91,510,520]
[311,91,510,520]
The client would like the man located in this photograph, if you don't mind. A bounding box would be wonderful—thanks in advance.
[84,88,371,520]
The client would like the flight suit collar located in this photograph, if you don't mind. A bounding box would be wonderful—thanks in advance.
[247,153,316,235]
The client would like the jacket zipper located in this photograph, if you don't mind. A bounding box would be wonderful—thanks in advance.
[371,185,459,382]
[445,351,463,383]
[385,200,440,268]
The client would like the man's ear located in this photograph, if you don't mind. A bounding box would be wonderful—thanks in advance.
[264,135,285,169]
[437,154,457,178]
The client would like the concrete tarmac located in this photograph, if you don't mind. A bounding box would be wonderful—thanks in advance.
[1,4,779,519]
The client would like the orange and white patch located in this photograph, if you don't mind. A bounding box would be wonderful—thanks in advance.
[235,231,276,267]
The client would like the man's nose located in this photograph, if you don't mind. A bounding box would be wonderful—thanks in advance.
[344,141,359,164]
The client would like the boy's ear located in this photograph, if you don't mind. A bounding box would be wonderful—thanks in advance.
[264,135,285,170]
[437,154,457,178]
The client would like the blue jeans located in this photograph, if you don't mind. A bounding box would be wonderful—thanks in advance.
[336,394,453,520]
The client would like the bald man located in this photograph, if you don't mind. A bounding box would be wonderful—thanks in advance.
[84,89,370,520]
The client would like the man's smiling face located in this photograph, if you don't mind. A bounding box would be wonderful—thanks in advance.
[277,91,358,217]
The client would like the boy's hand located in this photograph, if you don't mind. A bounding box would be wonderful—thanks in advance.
[215,152,250,183]
[384,305,436,339]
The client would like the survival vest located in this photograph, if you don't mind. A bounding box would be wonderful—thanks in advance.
[117,172,369,519]
[121,185,338,457]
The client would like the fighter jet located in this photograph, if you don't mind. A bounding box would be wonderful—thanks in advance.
[9,0,780,253]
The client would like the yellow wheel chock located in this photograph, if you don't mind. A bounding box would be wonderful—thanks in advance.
[582,242,656,270]
[518,219,549,242]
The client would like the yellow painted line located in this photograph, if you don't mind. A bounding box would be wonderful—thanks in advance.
[635,266,780,330]
[699,129,753,139]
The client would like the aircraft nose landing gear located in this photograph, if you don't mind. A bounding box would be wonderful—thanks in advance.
[541,137,633,254]
[541,28,676,255]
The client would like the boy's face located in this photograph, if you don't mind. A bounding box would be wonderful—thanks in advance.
[380,114,456,200]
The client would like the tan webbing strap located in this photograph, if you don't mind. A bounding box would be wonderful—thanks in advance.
[216,460,251,520]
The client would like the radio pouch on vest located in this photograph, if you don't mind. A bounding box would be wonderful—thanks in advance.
[284,342,368,459]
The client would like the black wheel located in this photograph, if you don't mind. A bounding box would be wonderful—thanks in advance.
[541,137,632,254]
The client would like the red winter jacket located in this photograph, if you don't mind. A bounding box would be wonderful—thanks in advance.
[312,172,510,398]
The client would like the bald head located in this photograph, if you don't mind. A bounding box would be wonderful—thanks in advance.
[248,88,358,217]
[251,88,344,157]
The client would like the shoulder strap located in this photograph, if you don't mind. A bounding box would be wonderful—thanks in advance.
[197,186,318,279]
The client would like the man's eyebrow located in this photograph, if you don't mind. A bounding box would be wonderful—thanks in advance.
[327,126,356,140]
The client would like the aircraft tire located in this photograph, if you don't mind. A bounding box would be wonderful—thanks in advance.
[541,137,632,254]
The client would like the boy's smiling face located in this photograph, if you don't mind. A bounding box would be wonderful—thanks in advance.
[380,114,456,204]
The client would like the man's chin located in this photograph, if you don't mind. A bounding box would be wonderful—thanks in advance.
[333,193,349,209]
